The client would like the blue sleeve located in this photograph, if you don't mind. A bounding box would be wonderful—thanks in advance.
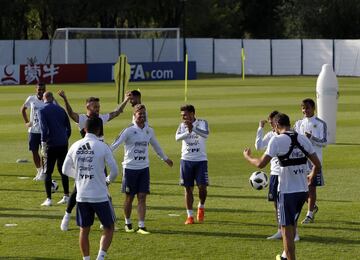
[39,109,48,142]
[64,111,71,139]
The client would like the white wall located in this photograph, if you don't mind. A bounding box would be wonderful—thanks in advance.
[303,39,333,75]
[15,40,50,64]
[87,39,119,64]
[4,38,360,76]
[272,40,301,75]
[335,40,360,76]
[243,39,271,75]
[0,40,13,64]
[214,39,242,74]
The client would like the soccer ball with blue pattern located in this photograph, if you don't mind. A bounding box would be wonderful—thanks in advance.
[249,171,268,190]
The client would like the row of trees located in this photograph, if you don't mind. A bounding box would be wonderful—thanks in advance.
[1,0,360,40]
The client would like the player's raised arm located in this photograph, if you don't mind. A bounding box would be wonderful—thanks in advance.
[108,95,130,121]
[57,90,79,123]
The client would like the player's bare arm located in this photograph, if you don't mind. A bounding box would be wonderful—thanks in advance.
[243,148,272,168]
[57,90,79,123]
[20,104,32,127]
[108,95,130,121]
[165,158,174,167]
[306,152,322,184]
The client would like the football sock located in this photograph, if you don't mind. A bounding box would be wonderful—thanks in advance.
[36,167,42,173]
[125,218,131,225]
[96,249,107,260]
[138,221,145,228]
[281,251,287,258]
[83,256,90,260]
[186,210,193,217]
[198,202,205,209]
[307,211,314,218]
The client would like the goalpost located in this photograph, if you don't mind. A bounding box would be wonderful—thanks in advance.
[51,27,181,64]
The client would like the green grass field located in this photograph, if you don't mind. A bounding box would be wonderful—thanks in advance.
[0,76,360,259]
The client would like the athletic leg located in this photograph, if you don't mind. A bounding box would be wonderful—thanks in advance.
[79,227,91,257]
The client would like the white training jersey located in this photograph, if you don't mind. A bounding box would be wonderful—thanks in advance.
[294,116,327,162]
[175,118,209,161]
[62,133,118,203]
[110,123,168,170]
[266,131,315,194]
[23,95,46,133]
[255,127,280,175]
[78,113,110,130]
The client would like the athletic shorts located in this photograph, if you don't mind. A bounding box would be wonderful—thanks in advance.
[29,133,41,151]
[268,175,279,202]
[122,167,150,195]
[277,192,308,226]
[180,160,209,187]
[308,168,325,187]
[76,200,116,228]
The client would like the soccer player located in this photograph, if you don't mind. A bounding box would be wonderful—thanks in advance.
[20,82,47,180]
[58,90,129,231]
[39,92,71,206]
[62,117,119,260]
[255,111,282,239]
[175,104,210,225]
[294,98,327,224]
[111,104,173,234]
[243,113,321,260]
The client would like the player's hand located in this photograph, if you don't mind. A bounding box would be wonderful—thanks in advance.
[40,142,48,158]
[105,176,111,186]
[25,122,32,128]
[184,120,193,132]
[259,120,267,128]
[58,90,66,99]
[165,158,173,167]
[243,147,252,158]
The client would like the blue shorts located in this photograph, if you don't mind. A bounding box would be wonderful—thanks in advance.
[268,175,279,201]
[180,160,209,187]
[277,192,308,226]
[76,201,116,228]
[122,168,150,195]
[29,133,41,151]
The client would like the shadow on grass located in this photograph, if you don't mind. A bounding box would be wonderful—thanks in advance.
[335,142,360,146]
[150,191,265,200]
[0,212,61,220]
[0,188,43,193]
[151,181,241,189]
[302,234,360,245]
[153,229,268,240]
[0,256,69,260]
[147,205,269,214]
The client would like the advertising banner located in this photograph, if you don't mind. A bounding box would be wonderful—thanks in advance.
[0,65,20,85]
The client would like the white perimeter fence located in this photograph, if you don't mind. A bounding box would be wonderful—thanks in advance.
[1,38,360,76]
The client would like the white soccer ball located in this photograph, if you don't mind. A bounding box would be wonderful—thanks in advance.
[249,171,268,190]
[51,180,59,193]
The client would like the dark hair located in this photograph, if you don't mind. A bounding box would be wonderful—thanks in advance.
[37,82,46,88]
[85,117,103,134]
[268,110,279,119]
[180,104,195,113]
[131,90,141,97]
[86,97,100,103]
[273,113,290,127]
[301,98,315,108]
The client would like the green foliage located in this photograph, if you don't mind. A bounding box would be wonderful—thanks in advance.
[0,76,360,259]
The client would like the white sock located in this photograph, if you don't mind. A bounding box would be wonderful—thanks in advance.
[125,218,131,225]
[186,210,193,217]
[36,167,42,174]
[65,211,71,218]
[138,220,145,228]
[281,250,287,258]
[83,256,90,260]
[307,211,314,218]
[96,249,107,260]
[198,202,205,208]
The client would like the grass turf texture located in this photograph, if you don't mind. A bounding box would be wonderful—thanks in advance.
[0,76,359,259]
